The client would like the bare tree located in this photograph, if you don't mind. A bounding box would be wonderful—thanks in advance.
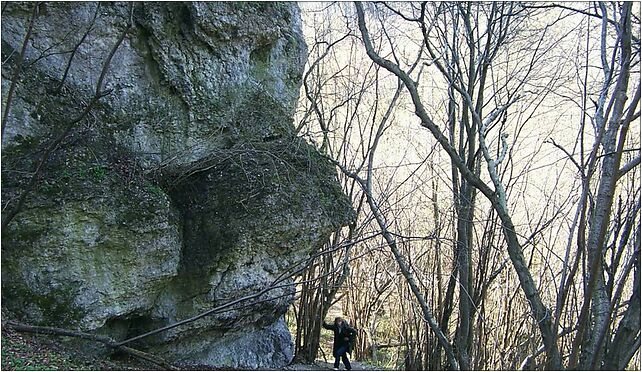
[560,3,640,369]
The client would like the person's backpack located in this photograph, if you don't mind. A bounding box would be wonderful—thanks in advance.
[347,327,357,354]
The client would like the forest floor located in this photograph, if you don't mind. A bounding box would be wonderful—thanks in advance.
[1,325,384,371]
[1,325,156,370]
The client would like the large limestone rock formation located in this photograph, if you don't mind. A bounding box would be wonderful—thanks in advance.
[1,2,353,369]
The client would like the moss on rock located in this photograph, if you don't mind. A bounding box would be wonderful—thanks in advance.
[1,2,350,369]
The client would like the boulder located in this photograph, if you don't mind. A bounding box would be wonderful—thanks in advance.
[1,2,353,369]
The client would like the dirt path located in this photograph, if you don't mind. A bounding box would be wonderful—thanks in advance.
[285,360,381,370]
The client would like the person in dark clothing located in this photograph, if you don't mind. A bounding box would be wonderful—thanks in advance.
[323,317,357,370]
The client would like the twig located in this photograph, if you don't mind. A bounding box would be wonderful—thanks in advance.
[2,2,40,137]
[55,3,101,94]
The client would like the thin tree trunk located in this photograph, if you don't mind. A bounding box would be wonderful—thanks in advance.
[603,230,640,370]
[572,3,635,368]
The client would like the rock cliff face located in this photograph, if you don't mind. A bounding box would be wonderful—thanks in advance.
[1,2,353,369]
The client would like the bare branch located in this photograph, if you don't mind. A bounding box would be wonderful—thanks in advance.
[2,2,40,138]
[1,4,133,231]
[619,155,641,179]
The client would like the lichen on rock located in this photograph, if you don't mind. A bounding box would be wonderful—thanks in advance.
[1,2,353,369]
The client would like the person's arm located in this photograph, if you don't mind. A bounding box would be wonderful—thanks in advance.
[322,321,333,330]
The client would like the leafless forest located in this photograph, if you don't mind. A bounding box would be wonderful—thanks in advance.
[288,2,640,370]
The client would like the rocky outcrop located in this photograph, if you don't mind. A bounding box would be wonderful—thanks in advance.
[1,2,353,369]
